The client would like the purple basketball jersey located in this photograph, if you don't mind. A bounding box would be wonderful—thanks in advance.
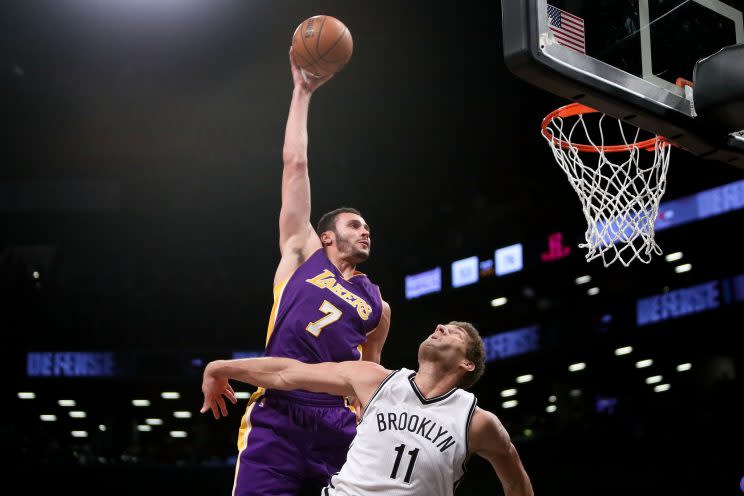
[265,248,383,366]
[232,249,382,495]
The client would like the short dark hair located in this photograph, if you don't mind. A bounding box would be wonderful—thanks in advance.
[448,321,486,390]
[316,207,363,235]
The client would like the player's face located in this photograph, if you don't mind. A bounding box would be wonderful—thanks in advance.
[420,324,470,361]
[332,212,371,263]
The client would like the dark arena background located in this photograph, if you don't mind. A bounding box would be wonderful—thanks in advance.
[3,1,743,495]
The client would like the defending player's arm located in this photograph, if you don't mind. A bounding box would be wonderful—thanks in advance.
[361,299,391,364]
[469,408,534,496]
[274,49,333,286]
[200,357,389,420]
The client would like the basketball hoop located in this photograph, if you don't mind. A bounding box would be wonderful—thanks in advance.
[541,103,672,267]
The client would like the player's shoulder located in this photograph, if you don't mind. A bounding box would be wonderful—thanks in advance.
[470,406,505,428]
[470,406,499,425]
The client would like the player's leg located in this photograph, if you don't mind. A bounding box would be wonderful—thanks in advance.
[232,393,303,496]
[303,404,357,489]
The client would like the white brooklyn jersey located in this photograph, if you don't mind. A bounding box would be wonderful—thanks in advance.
[324,368,477,496]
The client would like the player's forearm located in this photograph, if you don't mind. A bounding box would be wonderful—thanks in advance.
[501,445,534,496]
[205,357,300,391]
[206,357,353,397]
[282,88,311,166]
[503,475,534,496]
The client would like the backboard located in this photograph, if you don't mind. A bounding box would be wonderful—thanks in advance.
[503,0,744,167]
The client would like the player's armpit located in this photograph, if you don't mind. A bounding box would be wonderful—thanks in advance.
[274,229,321,286]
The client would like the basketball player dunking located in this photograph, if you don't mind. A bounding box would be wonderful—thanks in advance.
[223,48,391,495]
[202,322,533,496]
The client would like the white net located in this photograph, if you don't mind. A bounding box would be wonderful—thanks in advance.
[542,107,672,267]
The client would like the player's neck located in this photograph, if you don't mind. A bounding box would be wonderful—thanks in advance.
[328,252,358,280]
[413,363,460,399]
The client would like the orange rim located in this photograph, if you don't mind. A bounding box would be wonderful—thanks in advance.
[541,103,666,152]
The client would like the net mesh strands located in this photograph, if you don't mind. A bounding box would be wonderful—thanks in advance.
[542,104,672,267]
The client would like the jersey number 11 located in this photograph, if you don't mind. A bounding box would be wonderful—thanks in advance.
[390,444,419,484]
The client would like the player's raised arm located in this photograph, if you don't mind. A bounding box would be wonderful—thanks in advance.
[200,357,389,420]
[275,49,333,286]
[469,408,534,496]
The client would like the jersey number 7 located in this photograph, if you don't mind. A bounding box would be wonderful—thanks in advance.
[305,300,343,337]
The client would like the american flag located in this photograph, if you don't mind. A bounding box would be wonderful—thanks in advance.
[547,4,586,54]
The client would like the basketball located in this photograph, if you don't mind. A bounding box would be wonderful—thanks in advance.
[291,15,353,78]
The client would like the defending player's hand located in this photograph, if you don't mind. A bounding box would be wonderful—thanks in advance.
[200,371,237,419]
[348,395,363,423]
[289,47,333,93]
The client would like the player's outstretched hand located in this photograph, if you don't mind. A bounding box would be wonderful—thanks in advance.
[289,47,333,93]
[348,395,363,423]
[200,365,237,419]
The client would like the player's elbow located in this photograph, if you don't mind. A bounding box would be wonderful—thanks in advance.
[282,151,307,170]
